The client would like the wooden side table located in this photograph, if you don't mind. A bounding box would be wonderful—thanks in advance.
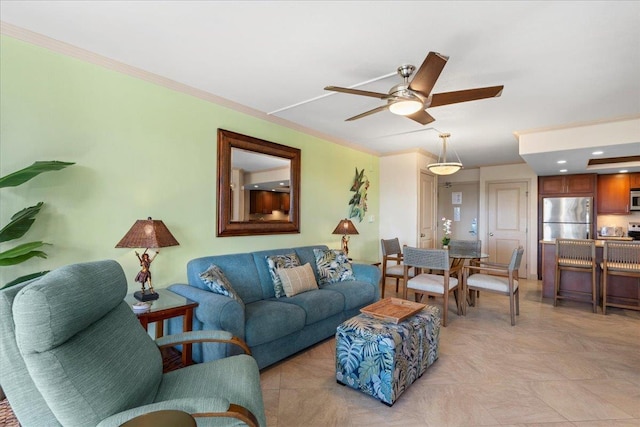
[125,289,198,366]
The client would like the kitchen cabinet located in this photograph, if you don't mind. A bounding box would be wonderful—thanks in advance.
[630,173,640,189]
[250,191,290,214]
[538,174,596,195]
[597,174,630,214]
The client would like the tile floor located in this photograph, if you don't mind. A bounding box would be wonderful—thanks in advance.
[259,278,640,427]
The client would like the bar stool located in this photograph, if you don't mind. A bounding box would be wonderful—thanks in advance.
[602,241,640,315]
[554,239,597,313]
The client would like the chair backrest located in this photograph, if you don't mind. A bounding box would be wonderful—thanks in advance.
[603,241,640,272]
[0,278,62,426]
[403,247,451,271]
[509,246,525,272]
[556,239,596,265]
[12,260,163,427]
[448,239,481,256]
[381,238,402,257]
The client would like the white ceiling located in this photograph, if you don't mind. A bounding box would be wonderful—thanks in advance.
[1,1,639,174]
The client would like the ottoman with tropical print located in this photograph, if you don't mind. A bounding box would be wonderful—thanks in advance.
[335,306,441,405]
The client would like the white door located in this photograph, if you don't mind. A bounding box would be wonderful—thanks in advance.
[419,171,436,248]
[487,181,528,278]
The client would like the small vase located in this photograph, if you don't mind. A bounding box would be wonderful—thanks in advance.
[443,245,448,249]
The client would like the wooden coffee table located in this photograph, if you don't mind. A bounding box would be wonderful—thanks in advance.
[125,289,198,366]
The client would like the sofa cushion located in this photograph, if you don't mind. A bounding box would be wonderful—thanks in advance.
[278,263,318,297]
[321,280,376,311]
[244,300,306,347]
[266,253,301,298]
[199,264,245,309]
[278,289,344,325]
[313,248,356,285]
[188,254,263,304]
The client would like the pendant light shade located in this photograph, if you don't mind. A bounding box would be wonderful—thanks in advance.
[427,133,463,175]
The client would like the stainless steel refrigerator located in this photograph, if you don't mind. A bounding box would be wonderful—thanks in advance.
[542,197,593,240]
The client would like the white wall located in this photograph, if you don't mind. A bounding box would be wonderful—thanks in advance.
[379,150,439,255]
[379,152,419,250]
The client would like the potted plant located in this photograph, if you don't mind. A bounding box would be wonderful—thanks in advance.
[441,217,452,248]
[0,161,74,288]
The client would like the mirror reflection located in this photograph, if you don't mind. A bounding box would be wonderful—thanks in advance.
[230,148,291,222]
[217,129,300,237]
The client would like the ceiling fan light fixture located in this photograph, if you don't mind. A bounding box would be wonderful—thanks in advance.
[427,132,464,176]
[389,99,423,115]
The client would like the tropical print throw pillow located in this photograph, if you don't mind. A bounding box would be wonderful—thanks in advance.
[199,264,245,309]
[266,253,301,298]
[313,248,355,285]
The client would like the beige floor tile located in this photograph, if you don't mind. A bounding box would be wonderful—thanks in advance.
[276,387,352,427]
[259,279,640,427]
[530,380,634,421]
[576,378,640,418]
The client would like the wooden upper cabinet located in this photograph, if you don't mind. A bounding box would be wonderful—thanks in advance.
[250,191,291,214]
[630,173,640,189]
[539,174,596,195]
[597,174,630,214]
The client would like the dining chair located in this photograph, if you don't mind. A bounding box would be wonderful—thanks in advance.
[554,238,598,313]
[380,238,414,298]
[601,241,640,315]
[402,247,462,327]
[463,246,524,326]
[448,239,482,300]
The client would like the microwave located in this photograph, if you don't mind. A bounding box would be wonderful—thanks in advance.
[632,190,640,211]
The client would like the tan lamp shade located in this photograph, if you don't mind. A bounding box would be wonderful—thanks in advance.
[116,217,179,249]
[332,218,359,236]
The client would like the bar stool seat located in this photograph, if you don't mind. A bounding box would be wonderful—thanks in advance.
[554,239,598,313]
[602,241,640,315]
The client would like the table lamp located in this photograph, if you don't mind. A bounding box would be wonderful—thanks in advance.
[332,218,359,257]
[116,217,179,301]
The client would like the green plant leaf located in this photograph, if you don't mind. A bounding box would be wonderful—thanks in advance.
[0,241,50,266]
[0,202,44,243]
[0,161,75,188]
[1,270,49,289]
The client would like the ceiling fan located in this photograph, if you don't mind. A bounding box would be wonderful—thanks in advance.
[324,51,503,125]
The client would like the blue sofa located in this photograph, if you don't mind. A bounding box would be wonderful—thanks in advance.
[167,245,381,369]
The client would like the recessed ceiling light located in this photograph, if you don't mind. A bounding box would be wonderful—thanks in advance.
[620,169,628,173]
[559,169,568,173]
[557,160,567,164]
[592,151,604,155]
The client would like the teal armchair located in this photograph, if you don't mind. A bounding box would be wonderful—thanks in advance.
[1,260,266,427]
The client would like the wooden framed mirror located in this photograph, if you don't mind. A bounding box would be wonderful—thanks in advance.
[217,129,300,237]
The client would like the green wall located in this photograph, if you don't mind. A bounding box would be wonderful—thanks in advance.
[0,36,379,289]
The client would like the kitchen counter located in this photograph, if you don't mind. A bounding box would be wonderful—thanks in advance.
[540,240,639,308]
[595,236,634,241]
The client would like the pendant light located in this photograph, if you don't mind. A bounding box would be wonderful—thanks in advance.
[427,133,463,175]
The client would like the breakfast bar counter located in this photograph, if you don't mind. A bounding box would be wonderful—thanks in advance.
[540,240,639,308]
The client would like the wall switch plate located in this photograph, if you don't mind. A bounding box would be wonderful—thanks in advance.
[369,215,375,223]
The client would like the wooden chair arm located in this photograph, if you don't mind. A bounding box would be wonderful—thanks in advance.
[156,334,251,355]
[464,264,510,276]
[194,404,259,427]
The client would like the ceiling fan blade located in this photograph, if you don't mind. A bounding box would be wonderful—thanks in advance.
[408,52,449,96]
[407,110,435,125]
[324,86,389,99]
[345,104,390,121]
[429,85,504,108]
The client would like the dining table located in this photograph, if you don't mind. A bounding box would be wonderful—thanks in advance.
[447,250,490,311]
